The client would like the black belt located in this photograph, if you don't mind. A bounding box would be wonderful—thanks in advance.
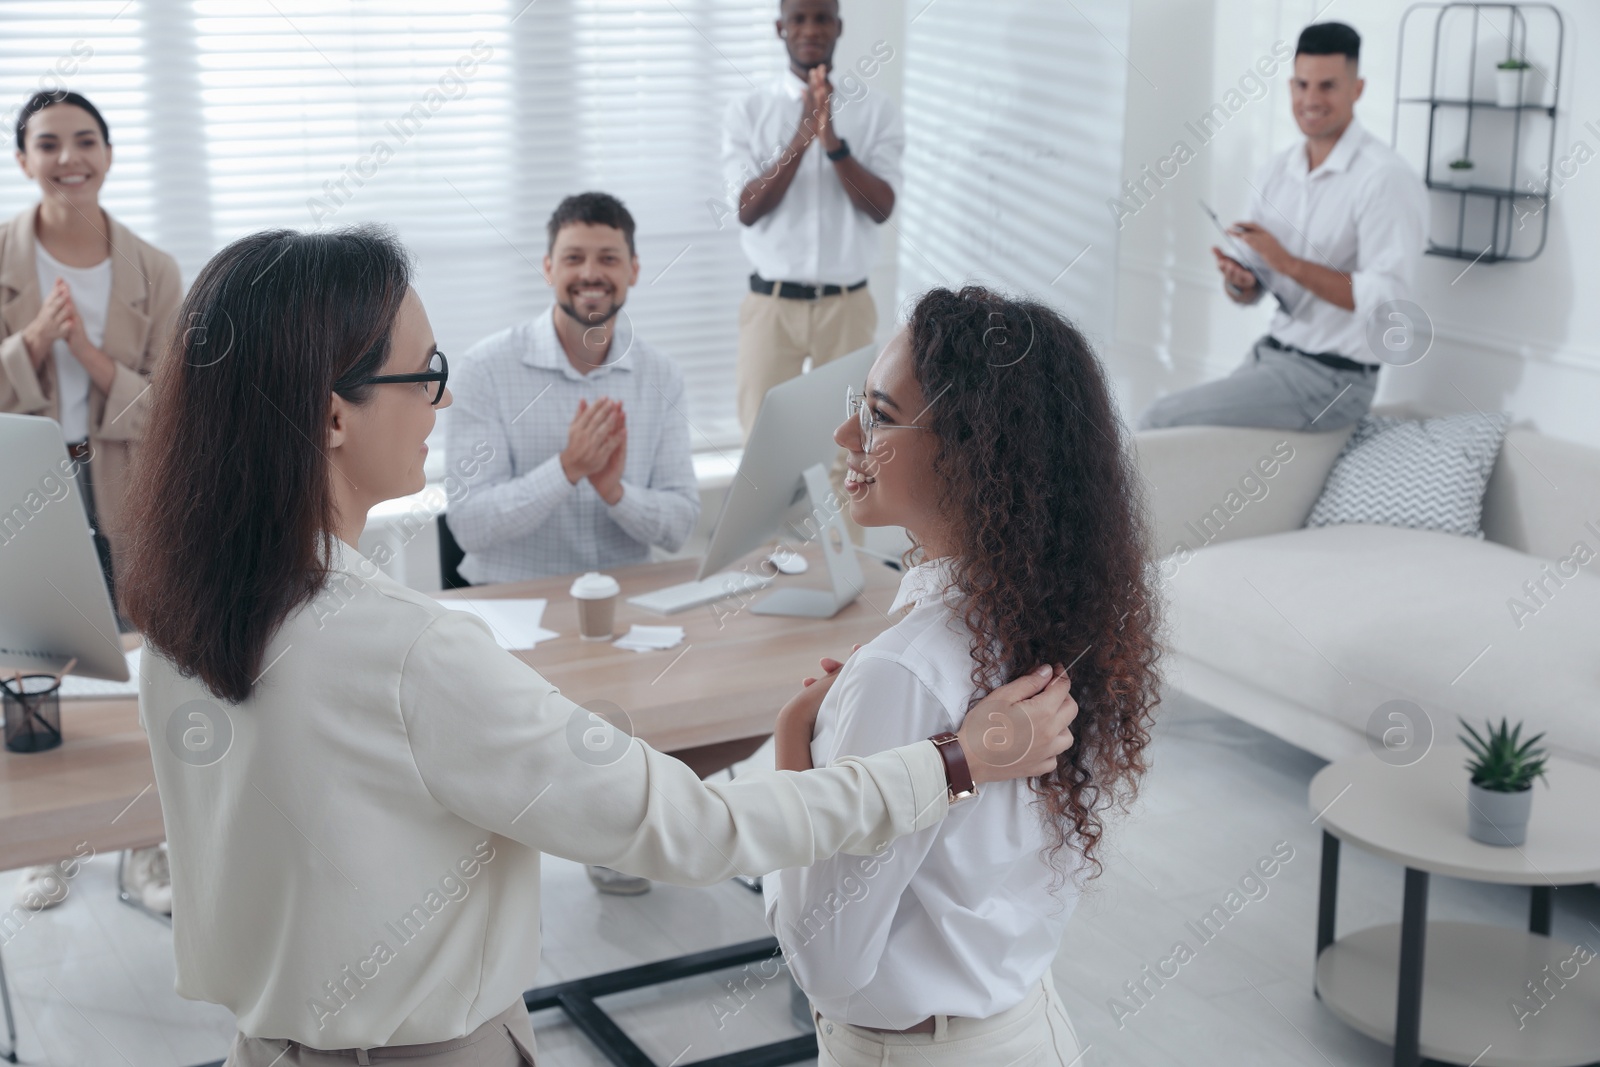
[1262,335,1377,374]
[750,274,868,300]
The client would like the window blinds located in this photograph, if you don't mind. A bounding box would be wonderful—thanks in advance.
[0,0,786,452]
[896,0,1130,353]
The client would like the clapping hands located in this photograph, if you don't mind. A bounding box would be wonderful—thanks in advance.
[560,397,627,505]
[22,278,78,368]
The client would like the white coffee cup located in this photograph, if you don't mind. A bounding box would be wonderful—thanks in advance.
[570,572,621,641]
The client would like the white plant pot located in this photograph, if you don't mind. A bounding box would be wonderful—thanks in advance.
[1495,68,1529,108]
[1448,167,1475,190]
[1466,780,1532,846]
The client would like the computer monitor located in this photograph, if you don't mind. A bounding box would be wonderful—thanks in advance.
[0,414,129,681]
[696,342,878,617]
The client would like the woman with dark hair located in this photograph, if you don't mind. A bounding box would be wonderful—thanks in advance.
[768,286,1162,1065]
[1,89,184,914]
[121,227,1078,1065]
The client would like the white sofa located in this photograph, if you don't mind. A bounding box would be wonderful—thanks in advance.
[1136,413,1600,770]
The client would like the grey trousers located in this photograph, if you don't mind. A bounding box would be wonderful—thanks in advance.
[1138,336,1378,432]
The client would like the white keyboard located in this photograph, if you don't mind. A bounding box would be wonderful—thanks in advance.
[627,571,774,615]
[56,649,141,699]
[57,673,140,699]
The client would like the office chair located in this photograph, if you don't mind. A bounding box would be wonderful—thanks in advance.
[437,514,471,590]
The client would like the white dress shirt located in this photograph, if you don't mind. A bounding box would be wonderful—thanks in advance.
[139,537,951,1049]
[765,558,1077,1028]
[1246,119,1427,364]
[722,72,904,286]
[33,242,110,443]
[446,307,699,584]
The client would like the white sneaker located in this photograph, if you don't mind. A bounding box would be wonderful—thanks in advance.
[586,865,651,896]
[124,845,172,915]
[12,864,69,911]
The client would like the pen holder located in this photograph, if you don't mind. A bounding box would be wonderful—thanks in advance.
[3,673,64,753]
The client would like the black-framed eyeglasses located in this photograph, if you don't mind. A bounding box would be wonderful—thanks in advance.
[337,350,449,405]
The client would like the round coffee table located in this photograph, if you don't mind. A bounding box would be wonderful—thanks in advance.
[1309,742,1600,1067]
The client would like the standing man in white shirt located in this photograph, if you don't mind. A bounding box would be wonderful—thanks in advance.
[1139,22,1427,432]
[723,0,903,439]
[446,192,700,587]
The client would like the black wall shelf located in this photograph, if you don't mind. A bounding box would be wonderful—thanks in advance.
[1392,3,1563,264]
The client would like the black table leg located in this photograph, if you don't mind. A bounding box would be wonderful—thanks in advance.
[0,945,17,1063]
[1394,867,1429,1067]
[1530,885,1554,936]
[524,937,815,1067]
[1315,830,1340,999]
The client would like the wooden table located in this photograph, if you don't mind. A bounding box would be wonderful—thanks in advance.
[465,545,902,761]
[0,544,904,871]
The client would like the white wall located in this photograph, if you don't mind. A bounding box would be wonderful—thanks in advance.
[1113,0,1600,451]
[895,0,1131,355]
[835,0,907,345]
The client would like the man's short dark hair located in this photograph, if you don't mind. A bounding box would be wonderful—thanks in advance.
[1296,22,1360,63]
[15,90,111,152]
[546,192,636,257]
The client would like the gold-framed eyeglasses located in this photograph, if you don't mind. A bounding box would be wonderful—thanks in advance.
[846,385,934,453]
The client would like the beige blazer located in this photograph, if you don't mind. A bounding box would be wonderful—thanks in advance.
[0,206,184,582]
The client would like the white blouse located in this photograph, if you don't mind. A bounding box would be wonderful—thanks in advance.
[138,538,950,1049]
[33,242,109,443]
[765,558,1078,1027]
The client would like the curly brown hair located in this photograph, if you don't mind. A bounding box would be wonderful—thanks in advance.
[905,286,1161,882]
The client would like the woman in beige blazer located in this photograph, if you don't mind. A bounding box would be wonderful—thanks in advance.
[0,90,183,607]
[0,91,182,917]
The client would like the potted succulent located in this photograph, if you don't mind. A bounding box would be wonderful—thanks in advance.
[1496,58,1532,107]
[1447,158,1476,190]
[1459,717,1548,846]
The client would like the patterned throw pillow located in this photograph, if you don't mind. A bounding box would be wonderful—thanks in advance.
[1306,413,1511,537]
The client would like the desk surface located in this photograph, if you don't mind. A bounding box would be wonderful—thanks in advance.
[0,547,905,870]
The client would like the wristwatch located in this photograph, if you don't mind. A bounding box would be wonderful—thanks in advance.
[928,732,978,803]
[826,139,852,162]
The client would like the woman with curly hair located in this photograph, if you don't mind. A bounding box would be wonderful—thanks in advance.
[768,285,1162,1065]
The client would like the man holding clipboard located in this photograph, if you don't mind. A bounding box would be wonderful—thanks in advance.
[1139,22,1426,432]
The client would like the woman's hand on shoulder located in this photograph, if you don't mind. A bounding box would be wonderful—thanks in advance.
[955,665,1078,784]
[773,644,861,772]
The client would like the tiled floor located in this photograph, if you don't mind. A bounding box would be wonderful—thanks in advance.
[2,692,1596,1066]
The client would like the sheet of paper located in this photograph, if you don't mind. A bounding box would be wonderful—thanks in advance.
[613,624,686,653]
[444,598,559,650]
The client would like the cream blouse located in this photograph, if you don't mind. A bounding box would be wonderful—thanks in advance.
[139,538,949,1049]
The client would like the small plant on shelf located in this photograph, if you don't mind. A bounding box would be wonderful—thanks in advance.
[1448,158,1475,189]
[1496,58,1534,107]
[1460,717,1547,792]
[1458,716,1549,846]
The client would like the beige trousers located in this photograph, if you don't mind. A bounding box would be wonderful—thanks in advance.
[813,971,1084,1066]
[223,1001,537,1066]
[736,284,877,543]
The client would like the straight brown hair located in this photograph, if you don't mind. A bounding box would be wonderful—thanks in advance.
[121,227,412,703]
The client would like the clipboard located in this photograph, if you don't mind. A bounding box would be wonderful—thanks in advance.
[1200,200,1296,315]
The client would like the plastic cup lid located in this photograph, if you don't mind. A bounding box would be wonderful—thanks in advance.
[570,571,621,599]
